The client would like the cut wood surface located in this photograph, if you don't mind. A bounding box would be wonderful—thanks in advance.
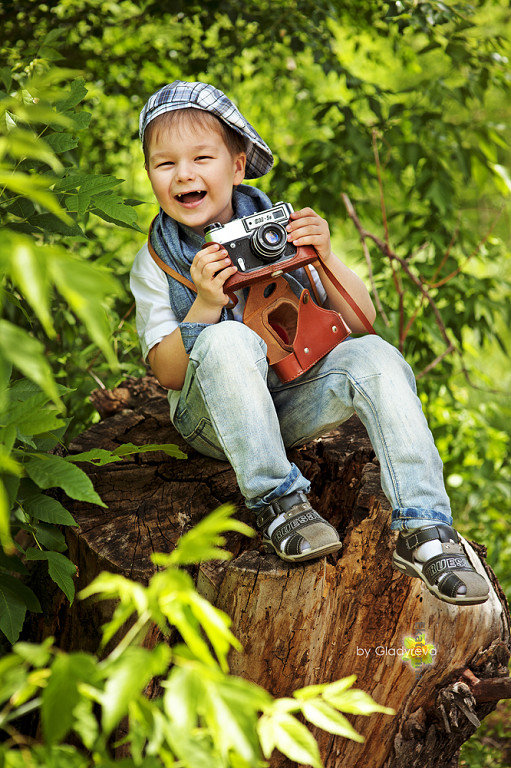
[49,376,510,768]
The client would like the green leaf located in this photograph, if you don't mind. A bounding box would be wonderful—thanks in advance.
[25,549,76,602]
[257,714,276,760]
[0,67,12,91]
[30,213,85,237]
[0,549,28,575]
[0,587,26,645]
[162,722,224,768]
[0,424,17,461]
[24,454,106,506]
[5,390,51,426]
[67,442,187,465]
[0,321,61,407]
[188,592,241,670]
[272,712,322,768]
[60,173,122,215]
[32,521,67,552]
[48,254,119,370]
[42,653,98,743]
[2,474,20,509]
[203,680,259,762]
[55,78,88,112]
[154,504,254,567]
[0,170,72,223]
[0,574,41,644]
[91,193,141,228]
[101,644,171,735]
[0,358,12,415]
[163,667,201,731]
[13,637,53,668]
[44,133,78,153]
[113,442,187,459]
[318,675,357,698]
[16,412,66,438]
[492,163,511,196]
[0,478,13,551]
[0,128,62,172]
[90,206,145,232]
[323,687,395,716]
[0,444,22,475]
[24,494,77,526]
[293,683,330,700]
[301,700,364,742]
[72,697,98,751]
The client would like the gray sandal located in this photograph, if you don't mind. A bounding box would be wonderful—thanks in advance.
[256,491,341,563]
[392,524,489,605]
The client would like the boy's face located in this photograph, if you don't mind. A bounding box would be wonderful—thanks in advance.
[145,118,246,235]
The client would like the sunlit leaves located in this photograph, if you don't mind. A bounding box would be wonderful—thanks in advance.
[24,454,106,506]
[153,503,255,567]
[0,321,61,406]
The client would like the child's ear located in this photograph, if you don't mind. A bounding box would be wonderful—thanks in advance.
[233,152,246,184]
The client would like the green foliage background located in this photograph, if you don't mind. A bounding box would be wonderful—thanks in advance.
[0,0,510,765]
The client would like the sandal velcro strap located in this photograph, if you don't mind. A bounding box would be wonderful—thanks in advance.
[401,524,459,551]
[272,509,323,545]
[255,491,309,531]
[256,506,278,531]
[422,553,473,585]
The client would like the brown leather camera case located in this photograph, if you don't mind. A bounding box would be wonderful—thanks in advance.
[242,276,351,383]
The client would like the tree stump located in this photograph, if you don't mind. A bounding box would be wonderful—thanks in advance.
[46,376,510,768]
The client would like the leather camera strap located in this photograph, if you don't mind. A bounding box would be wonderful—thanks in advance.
[146,221,375,333]
[315,259,376,335]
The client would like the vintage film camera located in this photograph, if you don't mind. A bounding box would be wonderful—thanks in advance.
[204,202,318,292]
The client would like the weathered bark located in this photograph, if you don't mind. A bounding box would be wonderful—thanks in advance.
[45,376,510,768]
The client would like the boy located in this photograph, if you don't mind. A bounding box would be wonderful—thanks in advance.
[130,80,489,606]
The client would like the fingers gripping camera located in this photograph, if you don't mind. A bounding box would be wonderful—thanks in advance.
[204,203,318,292]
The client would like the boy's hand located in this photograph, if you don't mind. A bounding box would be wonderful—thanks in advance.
[190,242,237,309]
[286,207,333,263]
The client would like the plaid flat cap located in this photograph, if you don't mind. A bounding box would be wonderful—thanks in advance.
[139,80,274,179]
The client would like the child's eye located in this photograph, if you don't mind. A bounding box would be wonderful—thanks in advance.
[195,155,213,161]
[157,161,174,168]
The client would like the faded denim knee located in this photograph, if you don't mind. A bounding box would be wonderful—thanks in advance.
[190,320,268,370]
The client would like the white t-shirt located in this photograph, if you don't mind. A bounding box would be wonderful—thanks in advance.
[129,241,328,418]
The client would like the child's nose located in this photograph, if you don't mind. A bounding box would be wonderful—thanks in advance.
[175,161,196,182]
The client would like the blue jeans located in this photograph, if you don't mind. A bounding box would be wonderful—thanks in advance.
[171,321,453,532]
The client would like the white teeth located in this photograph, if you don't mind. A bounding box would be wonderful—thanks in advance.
[176,191,204,199]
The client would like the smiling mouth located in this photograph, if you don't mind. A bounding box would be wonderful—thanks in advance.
[175,190,207,204]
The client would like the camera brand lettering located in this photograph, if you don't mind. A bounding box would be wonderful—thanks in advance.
[243,206,287,232]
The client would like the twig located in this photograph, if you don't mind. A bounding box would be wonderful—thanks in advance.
[416,344,455,380]
[342,193,453,349]
[87,368,106,390]
[342,192,507,393]
[428,224,459,285]
[406,241,430,263]
[372,129,390,249]
[371,131,403,334]
[356,220,390,326]
[429,208,504,289]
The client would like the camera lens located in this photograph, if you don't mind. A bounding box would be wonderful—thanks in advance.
[251,222,287,262]
[264,229,280,245]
